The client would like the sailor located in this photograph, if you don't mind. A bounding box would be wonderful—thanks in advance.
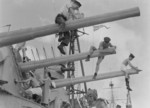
[121,53,138,91]
[85,88,98,105]
[41,69,56,88]
[85,37,116,79]
[46,64,74,80]
[14,71,43,102]
[15,70,56,104]
[15,71,41,88]
[55,0,83,55]
[85,88,108,108]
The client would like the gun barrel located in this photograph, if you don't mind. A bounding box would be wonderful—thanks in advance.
[0,7,140,47]
[19,48,116,71]
[54,69,141,88]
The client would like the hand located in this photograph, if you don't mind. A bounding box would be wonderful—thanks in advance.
[59,23,65,32]
[135,67,139,70]
[133,67,139,70]
[14,79,18,84]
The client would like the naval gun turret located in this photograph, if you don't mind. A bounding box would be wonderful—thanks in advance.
[0,6,141,108]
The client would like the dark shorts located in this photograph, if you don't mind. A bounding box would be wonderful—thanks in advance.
[61,31,71,46]
[55,14,71,46]
[55,14,67,25]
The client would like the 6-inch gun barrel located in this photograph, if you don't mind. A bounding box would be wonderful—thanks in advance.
[0,7,140,47]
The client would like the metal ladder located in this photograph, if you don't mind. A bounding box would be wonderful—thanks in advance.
[67,30,87,108]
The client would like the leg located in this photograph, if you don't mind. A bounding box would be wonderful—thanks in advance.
[58,32,65,42]
[55,14,67,43]
[58,31,70,55]
[93,56,104,79]
[55,14,67,32]
[85,46,97,61]
[125,77,132,91]
[70,29,78,41]
[122,69,132,91]
[61,66,75,72]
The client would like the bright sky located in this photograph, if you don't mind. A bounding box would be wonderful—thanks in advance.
[0,0,150,108]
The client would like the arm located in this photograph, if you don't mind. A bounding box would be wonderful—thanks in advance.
[69,7,84,20]
[16,78,31,83]
[69,8,78,20]
[98,42,103,50]
[74,9,84,19]
[128,61,137,69]
[109,43,116,48]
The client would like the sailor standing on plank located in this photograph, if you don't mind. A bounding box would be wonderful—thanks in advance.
[121,53,138,91]
[55,0,84,55]
[85,37,116,79]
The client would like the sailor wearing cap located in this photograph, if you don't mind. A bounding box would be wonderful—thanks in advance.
[85,37,116,79]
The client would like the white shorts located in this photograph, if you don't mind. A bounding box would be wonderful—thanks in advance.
[120,64,127,71]
[26,87,42,96]
[120,64,130,75]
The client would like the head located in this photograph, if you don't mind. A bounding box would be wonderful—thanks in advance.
[85,88,98,105]
[116,105,121,108]
[104,37,111,44]
[72,0,82,10]
[129,53,135,60]
[26,72,31,78]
